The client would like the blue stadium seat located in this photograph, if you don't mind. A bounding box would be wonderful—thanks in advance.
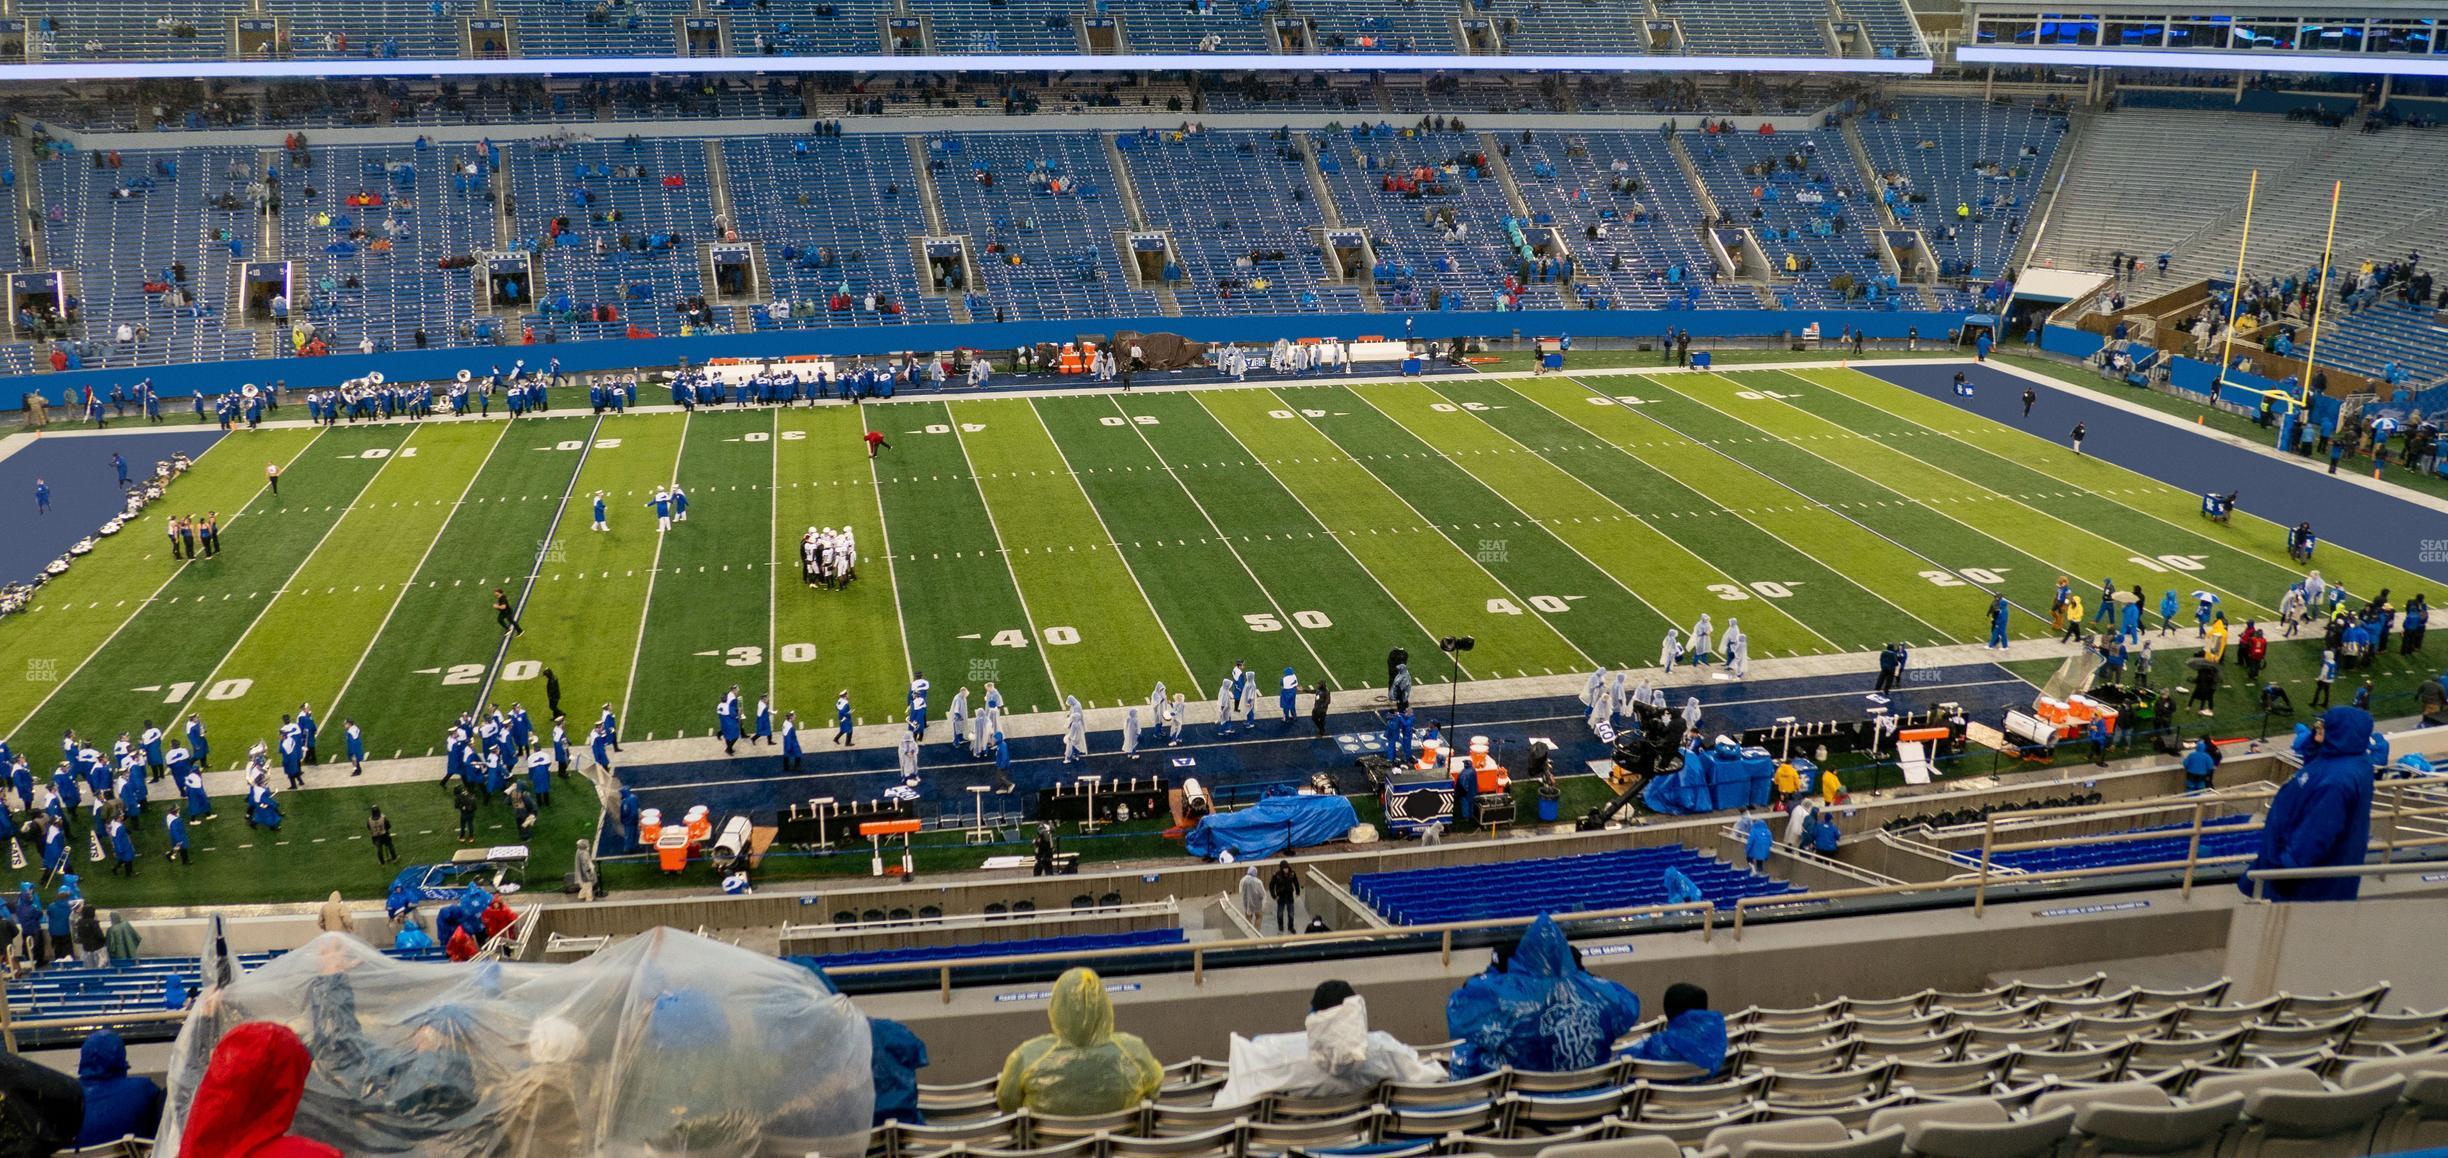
[1350,844,1798,925]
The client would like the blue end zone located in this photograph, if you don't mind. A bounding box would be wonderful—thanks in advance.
[0,429,227,584]
[1863,363,2448,583]
[602,661,2038,856]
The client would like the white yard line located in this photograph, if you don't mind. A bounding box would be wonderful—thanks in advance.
[1640,372,2206,625]
[471,415,606,716]
[1188,391,1482,687]
[1737,368,2278,617]
[1970,356,2448,518]
[327,420,512,721]
[1531,374,1965,648]
[1783,364,2445,581]
[4,430,326,740]
[166,424,419,741]
[937,401,1066,707]
[1099,394,1342,690]
[1019,399,1198,697]
[852,404,920,722]
[1275,387,1601,671]
[1403,378,1840,655]
[766,407,780,707]
[617,410,690,727]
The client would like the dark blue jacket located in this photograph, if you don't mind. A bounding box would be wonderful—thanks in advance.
[1622,1010,1729,1078]
[870,1018,931,1126]
[2244,708,2376,901]
[76,1031,165,1145]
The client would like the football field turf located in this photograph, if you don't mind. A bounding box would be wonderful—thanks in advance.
[4,363,2432,772]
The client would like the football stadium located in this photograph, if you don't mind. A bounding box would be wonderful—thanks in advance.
[3,2,2448,1153]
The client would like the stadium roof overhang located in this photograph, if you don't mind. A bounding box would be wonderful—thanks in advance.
[0,52,1935,83]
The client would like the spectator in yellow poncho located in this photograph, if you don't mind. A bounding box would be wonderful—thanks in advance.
[995,968,1162,1116]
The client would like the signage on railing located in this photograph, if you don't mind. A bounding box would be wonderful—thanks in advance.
[996,981,1141,1003]
[2035,899,2150,919]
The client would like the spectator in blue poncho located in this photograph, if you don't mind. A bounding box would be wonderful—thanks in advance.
[1444,914,1642,1077]
[1621,982,1728,1079]
[1661,867,1704,907]
[75,1030,164,1146]
[2243,707,2376,902]
[870,1018,930,1126]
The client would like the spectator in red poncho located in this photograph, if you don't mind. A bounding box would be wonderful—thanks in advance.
[445,924,479,962]
[480,896,516,940]
[178,1022,341,1157]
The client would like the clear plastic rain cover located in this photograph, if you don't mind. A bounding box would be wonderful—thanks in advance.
[155,927,875,1157]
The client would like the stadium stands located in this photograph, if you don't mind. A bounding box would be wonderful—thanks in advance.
[1850,95,2065,287]
[7,945,445,1020]
[7,0,1929,62]
[925,131,1162,321]
[1681,124,1907,309]
[1501,130,1756,309]
[502,136,727,340]
[4,99,2442,383]
[1954,815,2263,874]
[1351,844,1799,924]
[276,143,493,354]
[1117,130,1367,316]
[722,135,956,328]
[34,144,267,369]
[1311,126,1572,312]
[870,977,2423,1158]
[1657,0,1832,56]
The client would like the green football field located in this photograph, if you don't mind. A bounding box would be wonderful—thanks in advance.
[4,363,2432,767]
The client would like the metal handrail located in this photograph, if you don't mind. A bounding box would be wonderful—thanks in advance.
[1723,777,2448,940]
[2244,859,2448,900]
[780,897,1181,942]
[821,900,1718,1004]
[3,1008,189,1055]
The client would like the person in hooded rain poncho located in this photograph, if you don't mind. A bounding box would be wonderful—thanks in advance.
[1237,865,1266,926]
[616,989,761,1151]
[897,726,921,784]
[1620,982,1728,1079]
[1062,697,1088,764]
[1724,619,1749,679]
[1586,681,1615,733]
[488,1015,589,1157]
[1121,707,1139,760]
[996,967,1163,1115]
[1211,980,1444,1107]
[2243,707,2378,901]
[76,1028,165,1146]
[1659,629,1682,673]
[1444,914,1643,1078]
[1661,867,1704,907]
[178,1021,342,1157]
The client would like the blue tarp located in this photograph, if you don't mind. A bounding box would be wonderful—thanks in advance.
[1642,744,1775,815]
[1184,793,1359,862]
